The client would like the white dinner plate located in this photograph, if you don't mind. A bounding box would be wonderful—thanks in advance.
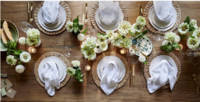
[97,56,126,83]
[38,56,67,83]
[149,55,178,76]
[149,6,177,31]
[95,8,124,32]
[38,5,66,32]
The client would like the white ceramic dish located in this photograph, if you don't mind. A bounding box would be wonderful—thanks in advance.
[95,8,124,32]
[37,5,66,32]
[148,6,177,31]
[97,56,126,83]
[38,56,67,83]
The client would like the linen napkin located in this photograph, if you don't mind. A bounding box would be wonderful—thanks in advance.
[153,0,174,22]
[147,59,177,93]
[42,0,60,23]
[100,61,120,95]
[41,61,60,96]
[99,1,119,25]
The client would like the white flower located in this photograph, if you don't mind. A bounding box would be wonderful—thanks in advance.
[190,19,197,26]
[162,40,170,46]
[35,38,41,47]
[67,67,76,76]
[15,65,25,73]
[106,30,114,38]
[66,21,73,33]
[20,52,31,63]
[6,55,17,66]
[97,34,108,44]
[164,32,176,41]
[88,53,96,61]
[26,37,39,46]
[130,28,140,38]
[122,37,132,48]
[192,30,200,38]
[136,16,146,26]
[187,38,200,50]
[118,21,132,36]
[132,22,144,33]
[71,60,80,67]
[178,22,189,35]
[100,42,108,51]
[77,33,85,41]
[27,28,40,39]
[175,35,180,43]
[138,54,146,62]
[18,37,26,45]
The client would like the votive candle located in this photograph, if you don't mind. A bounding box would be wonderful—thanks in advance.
[28,46,37,54]
[85,65,91,71]
[120,48,126,55]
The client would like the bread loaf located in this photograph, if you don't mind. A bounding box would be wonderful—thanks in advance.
[3,21,14,42]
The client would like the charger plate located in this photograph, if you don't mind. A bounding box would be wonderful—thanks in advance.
[143,1,181,35]
[34,1,71,35]
[90,1,128,34]
[144,51,181,89]
[92,52,129,89]
[34,52,71,88]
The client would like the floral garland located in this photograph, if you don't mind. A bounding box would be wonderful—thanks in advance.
[178,16,200,50]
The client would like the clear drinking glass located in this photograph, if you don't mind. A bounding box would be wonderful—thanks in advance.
[19,21,33,33]
[153,34,164,41]
[62,46,72,57]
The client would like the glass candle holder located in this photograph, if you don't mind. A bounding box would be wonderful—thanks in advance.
[28,46,37,54]
[120,48,126,55]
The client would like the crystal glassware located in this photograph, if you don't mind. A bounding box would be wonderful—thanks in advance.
[19,21,33,34]
[62,46,72,57]
[153,34,164,41]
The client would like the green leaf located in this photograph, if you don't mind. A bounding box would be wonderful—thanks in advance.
[184,16,190,24]
[79,24,83,30]
[81,28,87,35]
[73,15,79,24]
[189,24,195,31]
[18,61,21,65]
[142,29,148,35]
[142,35,150,40]
[190,36,195,38]
[144,61,147,65]
[180,35,187,39]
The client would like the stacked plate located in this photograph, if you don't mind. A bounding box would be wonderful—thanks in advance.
[148,6,177,31]
[38,56,67,83]
[95,8,124,32]
[37,5,66,32]
[97,56,126,82]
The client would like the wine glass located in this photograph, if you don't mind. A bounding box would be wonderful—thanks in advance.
[19,21,33,34]
[62,46,72,57]
[153,34,164,41]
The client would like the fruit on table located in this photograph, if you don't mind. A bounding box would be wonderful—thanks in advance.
[0,29,7,44]
[3,21,14,42]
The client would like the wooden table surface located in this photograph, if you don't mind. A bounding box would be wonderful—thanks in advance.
[1,1,200,102]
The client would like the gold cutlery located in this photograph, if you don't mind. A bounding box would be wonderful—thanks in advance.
[29,2,33,23]
[129,61,132,87]
[139,4,143,16]
[192,74,200,94]
[82,3,88,24]
[132,44,148,59]
[132,64,135,87]
[127,49,132,87]
[27,2,30,22]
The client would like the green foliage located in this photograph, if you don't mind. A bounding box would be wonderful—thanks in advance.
[81,28,87,35]
[73,67,85,82]
[161,42,180,53]
[135,29,148,40]
[184,16,190,24]
[5,41,23,59]
[144,61,147,65]
[72,15,83,34]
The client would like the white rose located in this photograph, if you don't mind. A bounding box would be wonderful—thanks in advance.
[138,54,146,62]
[15,65,25,73]
[18,37,26,45]
[175,35,180,43]
[77,33,85,41]
[71,60,81,67]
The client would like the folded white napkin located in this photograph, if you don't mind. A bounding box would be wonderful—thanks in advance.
[41,61,60,96]
[42,0,60,23]
[153,0,174,22]
[99,1,119,25]
[100,61,120,95]
[147,59,177,93]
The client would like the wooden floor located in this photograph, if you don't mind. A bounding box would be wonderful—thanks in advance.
[1,1,200,102]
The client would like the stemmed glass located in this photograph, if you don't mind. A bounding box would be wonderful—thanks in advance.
[153,34,164,41]
[183,49,200,65]
[19,21,33,34]
[62,36,73,57]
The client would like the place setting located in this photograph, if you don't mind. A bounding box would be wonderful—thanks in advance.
[34,0,71,35]
[143,0,181,35]
[90,1,128,34]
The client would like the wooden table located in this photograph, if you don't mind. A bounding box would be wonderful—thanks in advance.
[1,1,200,102]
